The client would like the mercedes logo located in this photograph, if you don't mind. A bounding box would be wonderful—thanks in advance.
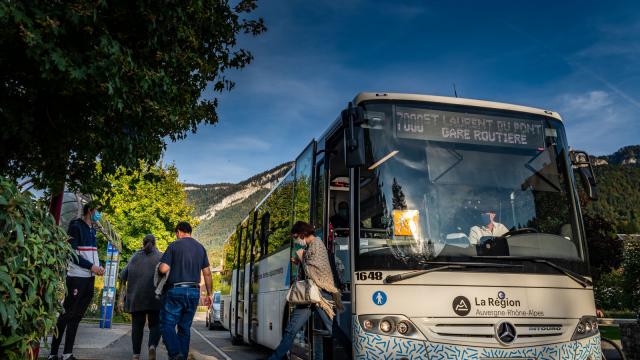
[495,321,517,345]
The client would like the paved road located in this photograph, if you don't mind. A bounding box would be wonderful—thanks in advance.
[39,313,271,360]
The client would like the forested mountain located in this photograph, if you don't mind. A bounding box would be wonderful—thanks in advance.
[596,145,640,166]
[585,157,640,234]
[186,162,293,263]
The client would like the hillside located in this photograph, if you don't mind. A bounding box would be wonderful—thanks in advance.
[594,145,640,167]
[584,164,640,234]
[186,162,293,263]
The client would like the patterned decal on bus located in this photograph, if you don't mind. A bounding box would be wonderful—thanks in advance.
[353,317,601,360]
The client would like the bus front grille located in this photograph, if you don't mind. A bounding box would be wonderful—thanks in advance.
[412,318,573,347]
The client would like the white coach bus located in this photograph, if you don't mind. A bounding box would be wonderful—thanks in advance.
[219,92,601,359]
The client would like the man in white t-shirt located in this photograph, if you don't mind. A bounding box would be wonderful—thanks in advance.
[468,210,509,245]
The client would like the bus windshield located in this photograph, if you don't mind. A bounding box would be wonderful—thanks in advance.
[356,102,588,275]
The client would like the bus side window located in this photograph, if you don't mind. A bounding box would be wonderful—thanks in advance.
[261,171,294,257]
[294,143,314,223]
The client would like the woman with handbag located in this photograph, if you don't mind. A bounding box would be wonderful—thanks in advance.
[118,234,163,360]
[267,221,352,360]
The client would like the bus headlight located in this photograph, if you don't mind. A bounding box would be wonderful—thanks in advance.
[358,315,424,340]
[363,319,375,330]
[379,319,394,333]
[396,321,410,335]
[571,315,599,341]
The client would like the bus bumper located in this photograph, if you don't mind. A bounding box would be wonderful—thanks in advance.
[353,319,601,360]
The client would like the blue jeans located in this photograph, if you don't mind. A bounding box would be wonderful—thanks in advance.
[160,287,200,359]
[268,305,333,360]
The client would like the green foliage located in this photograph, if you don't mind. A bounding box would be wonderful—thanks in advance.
[584,165,640,234]
[593,268,625,310]
[98,162,198,261]
[0,177,73,359]
[211,272,229,295]
[257,172,295,256]
[583,214,623,280]
[580,147,640,311]
[0,0,265,194]
[622,237,640,309]
[598,145,640,166]
[195,188,269,260]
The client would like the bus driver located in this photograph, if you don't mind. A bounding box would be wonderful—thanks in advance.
[468,210,509,245]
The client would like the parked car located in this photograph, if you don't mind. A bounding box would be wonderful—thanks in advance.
[206,291,222,330]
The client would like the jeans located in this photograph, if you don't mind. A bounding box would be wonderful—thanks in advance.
[267,305,332,360]
[160,287,200,359]
[131,310,160,355]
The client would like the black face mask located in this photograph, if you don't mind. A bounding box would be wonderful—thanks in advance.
[338,209,348,218]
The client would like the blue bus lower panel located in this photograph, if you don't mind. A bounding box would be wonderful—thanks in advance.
[353,318,601,360]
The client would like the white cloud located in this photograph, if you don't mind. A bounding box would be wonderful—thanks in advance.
[559,90,612,116]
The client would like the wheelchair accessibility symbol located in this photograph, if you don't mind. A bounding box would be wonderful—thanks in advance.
[372,291,387,306]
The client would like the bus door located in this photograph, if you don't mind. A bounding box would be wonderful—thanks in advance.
[317,135,353,360]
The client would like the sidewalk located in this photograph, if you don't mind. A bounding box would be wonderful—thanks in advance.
[38,315,220,360]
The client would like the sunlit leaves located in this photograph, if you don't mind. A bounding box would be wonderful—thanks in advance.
[97,162,198,262]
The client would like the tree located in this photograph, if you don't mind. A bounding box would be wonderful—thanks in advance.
[583,213,623,281]
[622,237,640,310]
[0,0,265,193]
[97,162,198,261]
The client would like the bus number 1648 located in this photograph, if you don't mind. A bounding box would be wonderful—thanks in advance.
[356,271,383,281]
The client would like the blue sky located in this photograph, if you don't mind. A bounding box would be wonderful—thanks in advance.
[164,1,640,184]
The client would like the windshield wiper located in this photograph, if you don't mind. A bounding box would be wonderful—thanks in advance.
[384,261,523,284]
[474,256,592,288]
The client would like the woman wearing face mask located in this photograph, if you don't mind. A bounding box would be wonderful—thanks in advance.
[468,209,509,245]
[118,234,163,360]
[266,221,352,360]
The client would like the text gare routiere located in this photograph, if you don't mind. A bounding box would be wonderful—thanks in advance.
[394,107,545,149]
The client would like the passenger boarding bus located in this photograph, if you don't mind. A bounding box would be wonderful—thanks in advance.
[219,92,601,359]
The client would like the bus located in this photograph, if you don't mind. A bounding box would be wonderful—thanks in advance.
[219,92,601,359]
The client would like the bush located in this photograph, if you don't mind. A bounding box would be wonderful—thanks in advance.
[594,268,626,310]
[622,237,640,310]
[0,177,73,359]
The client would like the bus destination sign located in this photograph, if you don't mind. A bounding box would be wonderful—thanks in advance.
[394,107,545,149]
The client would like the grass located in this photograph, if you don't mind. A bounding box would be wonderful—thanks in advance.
[599,326,621,341]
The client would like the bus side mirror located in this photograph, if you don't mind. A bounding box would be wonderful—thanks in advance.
[570,150,597,200]
[342,102,365,168]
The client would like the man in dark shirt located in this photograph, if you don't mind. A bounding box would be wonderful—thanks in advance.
[158,222,212,360]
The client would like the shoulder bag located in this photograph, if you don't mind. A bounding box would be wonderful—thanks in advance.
[286,263,322,304]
